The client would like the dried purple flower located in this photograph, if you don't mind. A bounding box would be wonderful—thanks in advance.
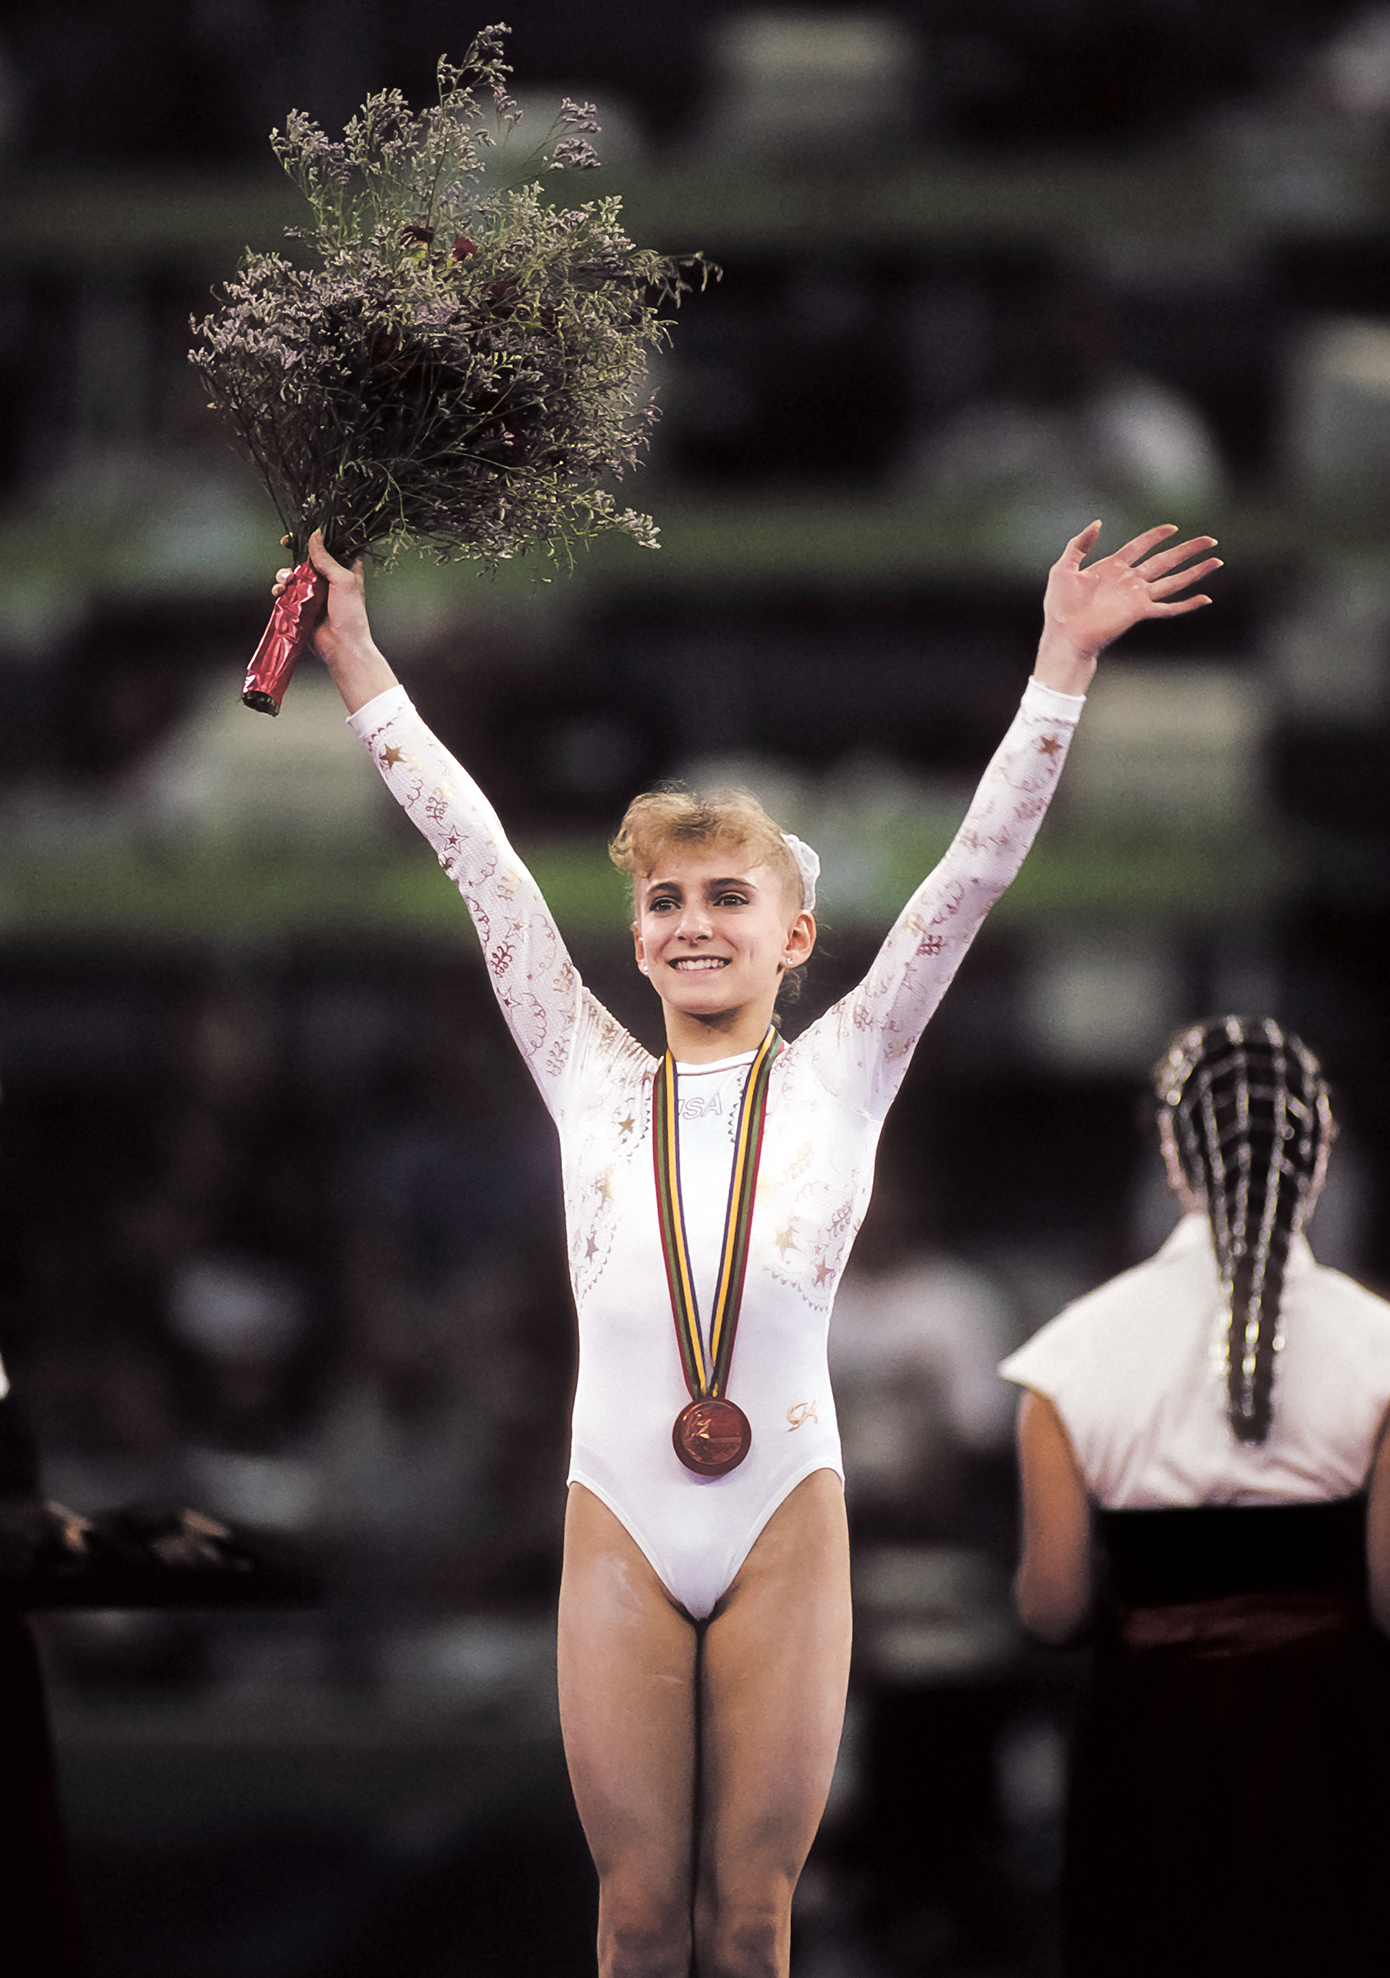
[548,137,601,173]
[558,98,602,135]
[190,27,716,581]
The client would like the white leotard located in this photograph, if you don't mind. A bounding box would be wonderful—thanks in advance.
[349,677,1082,1617]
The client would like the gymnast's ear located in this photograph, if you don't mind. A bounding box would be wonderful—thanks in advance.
[780,909,815,971]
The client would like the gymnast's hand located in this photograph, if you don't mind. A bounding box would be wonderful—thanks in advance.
[1033,521,1221,698]
[272,530,399,714]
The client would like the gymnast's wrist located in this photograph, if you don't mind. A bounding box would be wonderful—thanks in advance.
[1032,628,1097,698]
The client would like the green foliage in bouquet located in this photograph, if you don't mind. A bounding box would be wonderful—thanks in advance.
[190,24,709,571]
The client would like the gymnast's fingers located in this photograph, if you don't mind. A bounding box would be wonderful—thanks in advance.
[1110,523,1180,567]
[1147,554,1223,598]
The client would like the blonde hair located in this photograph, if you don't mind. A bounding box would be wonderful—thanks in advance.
[608,786,805,911]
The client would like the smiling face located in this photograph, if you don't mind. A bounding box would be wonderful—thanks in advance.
[632,843,815,1058]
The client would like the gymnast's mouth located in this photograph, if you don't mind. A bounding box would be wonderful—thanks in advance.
[669,956,729,971]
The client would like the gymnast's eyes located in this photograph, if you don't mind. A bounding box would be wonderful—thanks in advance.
[644,884,752,913]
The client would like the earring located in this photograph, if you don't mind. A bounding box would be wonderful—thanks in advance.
[640,962,649,974]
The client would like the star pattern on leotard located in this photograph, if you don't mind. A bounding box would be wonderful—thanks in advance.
[774,1224,798,1258]
[563,1062,653,1298]
[1037,734,1063,756]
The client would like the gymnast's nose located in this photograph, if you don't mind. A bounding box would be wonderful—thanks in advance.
[674,898,713,941]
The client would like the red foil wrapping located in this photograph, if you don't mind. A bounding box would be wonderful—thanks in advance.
[242,560,328,715]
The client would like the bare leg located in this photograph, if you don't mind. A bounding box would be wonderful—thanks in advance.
[558,1484,699,1978]
[696,1470,852,1978]
[558,1474,851,1978]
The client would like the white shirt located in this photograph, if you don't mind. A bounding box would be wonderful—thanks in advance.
[1001,1212,1390,1509]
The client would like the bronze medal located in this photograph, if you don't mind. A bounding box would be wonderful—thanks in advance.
[653,1028,782,1485]
[673,1397,752,1477]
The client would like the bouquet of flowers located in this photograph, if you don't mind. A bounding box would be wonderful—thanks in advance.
[190,25,709,713]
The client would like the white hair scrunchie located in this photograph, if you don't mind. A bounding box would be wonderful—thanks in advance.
[781,832,820,912]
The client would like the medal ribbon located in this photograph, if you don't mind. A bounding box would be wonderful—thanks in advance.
[652,1025,782,1401]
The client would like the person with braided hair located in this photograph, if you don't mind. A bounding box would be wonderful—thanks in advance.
[1003,1017,1390,1978]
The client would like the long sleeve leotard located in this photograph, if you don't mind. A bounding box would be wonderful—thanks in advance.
[349,677,1082,1617]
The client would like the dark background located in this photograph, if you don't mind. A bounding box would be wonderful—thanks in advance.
[2,2,1389,1972]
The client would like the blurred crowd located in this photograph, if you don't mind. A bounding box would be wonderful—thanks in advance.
[1,957,571,1692]
[3,1,1390,533]
[0,0,1379,165]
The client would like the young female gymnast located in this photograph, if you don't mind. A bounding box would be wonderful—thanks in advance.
[278,517,1217,1978]
[1004,1018,1390,1977]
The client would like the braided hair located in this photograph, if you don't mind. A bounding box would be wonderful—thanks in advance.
[1153,1017,1334,1445]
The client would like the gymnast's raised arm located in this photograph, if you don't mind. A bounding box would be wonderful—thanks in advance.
[273,532,616,1112]
[818,520,1221,1117]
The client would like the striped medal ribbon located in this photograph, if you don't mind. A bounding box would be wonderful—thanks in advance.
[653,1025,782,1477]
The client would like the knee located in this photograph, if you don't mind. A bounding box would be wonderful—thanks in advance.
[700,1900,788,1978]
[598,1895,691,1978]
